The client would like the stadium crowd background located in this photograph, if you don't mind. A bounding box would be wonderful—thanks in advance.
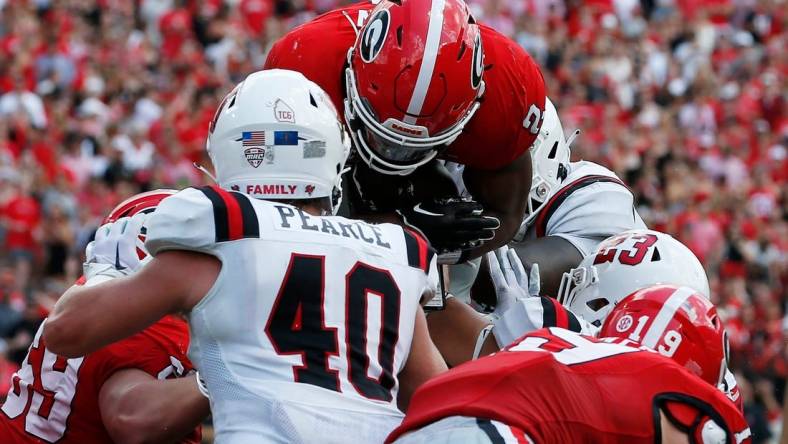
[0,0,784,441]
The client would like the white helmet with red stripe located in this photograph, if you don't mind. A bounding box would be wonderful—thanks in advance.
[344,0,484,175]
[600,285,728,387]
[208,69,351,212]
[521,98,576,229]
[557,229,710,327]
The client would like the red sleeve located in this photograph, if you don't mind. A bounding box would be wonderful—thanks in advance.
[445,26,546,170]
[83,317,193,388]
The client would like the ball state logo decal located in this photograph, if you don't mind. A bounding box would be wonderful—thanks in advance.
[305,184,316,196]
[360,9,390,63]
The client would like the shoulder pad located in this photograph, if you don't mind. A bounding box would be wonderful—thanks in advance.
[146,186,261,255]
[546,183,643,238]
[401,227,437,274]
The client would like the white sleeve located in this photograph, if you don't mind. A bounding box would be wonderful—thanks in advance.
[397,225,440,305]
[492,296,596,348]
[546,182,647,256]
[145,187,218,256]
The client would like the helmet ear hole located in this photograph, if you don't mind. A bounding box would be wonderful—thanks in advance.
[651,247,662,262]
[309,92,318,108]
[587,298,609,312]
[547,141,559,159]
[396,26,403,47]
[557,164,568,181]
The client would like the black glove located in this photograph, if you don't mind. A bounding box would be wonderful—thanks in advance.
[398,198,500,262]
[346,161,418,214]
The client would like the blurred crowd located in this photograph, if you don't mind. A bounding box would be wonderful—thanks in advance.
[0,0,785,441]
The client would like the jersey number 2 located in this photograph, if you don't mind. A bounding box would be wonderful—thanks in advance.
[265,254,401,402]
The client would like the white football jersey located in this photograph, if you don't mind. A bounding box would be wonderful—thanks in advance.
[146,186,438,444]
[445,161,645,298]
[516,161,647,256]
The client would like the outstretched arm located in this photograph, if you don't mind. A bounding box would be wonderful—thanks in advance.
[99,369,210,444]
[397,306,448,411]
[426,297,496,367]
[510,236,583,297]
[45,250,220,358]
[463,151,531,259]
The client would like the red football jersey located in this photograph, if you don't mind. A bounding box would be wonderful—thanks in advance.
[264,2,546,171]
[0,316,200,444]
[387,328,750,444]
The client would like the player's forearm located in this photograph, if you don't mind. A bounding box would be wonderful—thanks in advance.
[102,375,209,444]
[469,212,521,257]
[511,236,583,297]
[463,154,530,259]
[398,308,448,411]
[45,278,170,358]
[426,297,491,366]
[45,284,117,358]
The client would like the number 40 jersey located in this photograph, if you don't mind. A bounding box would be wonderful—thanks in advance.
[145,186,439,444]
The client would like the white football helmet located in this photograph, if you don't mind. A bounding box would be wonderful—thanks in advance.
[521,98,576,228]
[557,229,710,327]
[207,69,351,213]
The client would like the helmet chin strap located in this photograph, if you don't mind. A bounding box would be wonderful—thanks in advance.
[193,162,218,183]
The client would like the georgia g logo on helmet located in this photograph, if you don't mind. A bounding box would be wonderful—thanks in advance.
[471,32,484,90]
[360,9,390,63]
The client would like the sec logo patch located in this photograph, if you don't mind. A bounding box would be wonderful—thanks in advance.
[616,315,633,333]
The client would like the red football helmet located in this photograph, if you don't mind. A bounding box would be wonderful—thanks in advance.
[344,0,485,175]
[600,285,728,387]
[102,189,178,224]
[102,189,177,260]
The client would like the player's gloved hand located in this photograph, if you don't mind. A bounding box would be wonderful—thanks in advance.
[397,197,500,264]
[83,215,145,283]
[487,246,548,347]
[487,246,536,318]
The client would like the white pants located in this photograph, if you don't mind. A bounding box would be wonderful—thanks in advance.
[392,416,534,444]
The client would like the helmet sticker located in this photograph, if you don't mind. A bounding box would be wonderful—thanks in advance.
[616,315,634,333]
[303,140,327,158]
[359,9,390,63]
[471,32,484,90]
[245,147,265,168]
[244,147,272,168]
[274,99,295,123]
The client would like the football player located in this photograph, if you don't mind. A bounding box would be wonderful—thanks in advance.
[429,229,706,365]
[511,98,647,294]
[43,70,447,443]
[0,191,208,444]
[448,98,647,299]
[556,229,709,327]
[264,0,547,263]
[386,288,751,444]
